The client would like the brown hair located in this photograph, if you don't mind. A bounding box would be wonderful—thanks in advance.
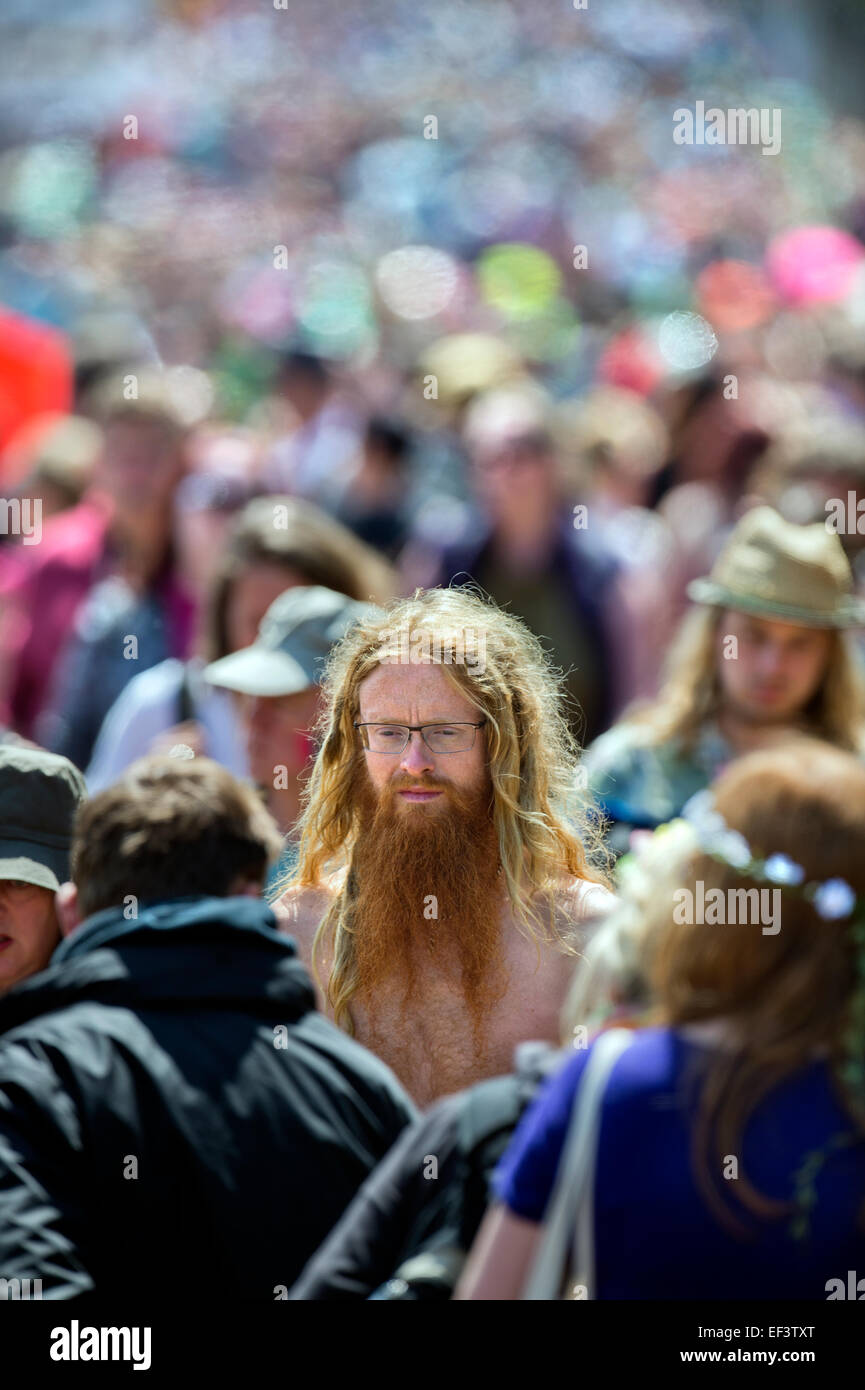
[72,757,283,917]
[627,604,865,753]
[646,740,865,1230]
[205,495,398,661]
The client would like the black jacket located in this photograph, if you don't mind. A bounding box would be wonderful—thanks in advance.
[290,1041,563,1300]
[0,896,415,1299]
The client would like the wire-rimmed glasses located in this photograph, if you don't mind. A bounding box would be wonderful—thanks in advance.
[354,720,486,754]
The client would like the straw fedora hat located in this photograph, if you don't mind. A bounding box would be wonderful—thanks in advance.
[687,506,865,628]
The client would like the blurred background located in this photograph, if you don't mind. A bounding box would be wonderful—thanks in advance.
[3,0,865,778]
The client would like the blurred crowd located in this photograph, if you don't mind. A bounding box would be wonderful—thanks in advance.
[4,3,865,785]
[0,0,865,1310]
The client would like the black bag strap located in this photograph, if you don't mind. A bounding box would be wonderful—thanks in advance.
[455,1076,525,1249]
[377,1045,564,1299]
[176,662,195,725]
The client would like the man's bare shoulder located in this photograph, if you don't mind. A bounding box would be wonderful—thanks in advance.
[552,875,617,940]
[272,870,345,955]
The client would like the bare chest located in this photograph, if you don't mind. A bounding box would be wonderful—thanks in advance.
[348,934,573,1106]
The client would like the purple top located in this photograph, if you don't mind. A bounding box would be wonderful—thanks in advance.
[493,1027,865,1299]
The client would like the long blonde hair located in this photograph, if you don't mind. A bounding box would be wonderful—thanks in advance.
[288,586,610,1032]
[628,605,865,752]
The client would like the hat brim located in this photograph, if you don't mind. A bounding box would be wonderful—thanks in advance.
[0,842,67,892]
[203,648,314,697]
[686,578,865,629]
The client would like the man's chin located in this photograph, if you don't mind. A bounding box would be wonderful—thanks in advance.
[394,790,447,807]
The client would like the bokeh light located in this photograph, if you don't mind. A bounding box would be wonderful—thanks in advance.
[375,246,459,321]
[657,310,718,371]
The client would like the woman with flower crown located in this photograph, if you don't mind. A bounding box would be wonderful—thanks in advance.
[458,738,865,1299]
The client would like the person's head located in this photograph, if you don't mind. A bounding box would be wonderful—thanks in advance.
[204,495,397,664]
[556,386,668,510]
[171,426,262,604]
[463,387,562,526]
[361,416,411,482]
[61,756,283,925]
[276,350,332,422]
[642,741,865,1230]
[88,370,189,519]
[635,507,865,748]
[663,370,767,492]
[715,609,835,725]
[205,586,380,808]
[293,586,609,1034]
[244,689,322,795]
[1,413,102,521]
[0,746,87,991]
[760,414,865,558]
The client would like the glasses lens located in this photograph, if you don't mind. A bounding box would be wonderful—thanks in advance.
[424,724,473,753]
[367,725,409,752]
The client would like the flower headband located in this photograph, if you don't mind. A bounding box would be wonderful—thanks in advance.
[681,788,859,923]
[617,790,865,1241]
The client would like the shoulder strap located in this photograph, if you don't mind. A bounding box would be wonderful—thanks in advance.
[176,662,195,725]
[522,1028,635,1301]
[454,1075,525,1249]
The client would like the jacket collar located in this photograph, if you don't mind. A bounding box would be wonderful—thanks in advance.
[0,895,314,1036]
[53,894,285,963]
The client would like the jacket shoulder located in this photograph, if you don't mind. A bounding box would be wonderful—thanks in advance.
[0,1022,92,1145]
[292,1010,416,1122]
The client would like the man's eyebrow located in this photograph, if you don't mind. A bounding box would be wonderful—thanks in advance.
[358,715,470,724]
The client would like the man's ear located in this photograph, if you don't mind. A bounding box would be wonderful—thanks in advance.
[55,881,82,937]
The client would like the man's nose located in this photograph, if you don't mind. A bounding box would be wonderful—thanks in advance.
[399,730,435,776]
[755,645,785,678]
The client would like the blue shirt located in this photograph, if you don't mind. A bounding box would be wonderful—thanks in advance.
[582,720,734,832]
[493,1027,865,1299]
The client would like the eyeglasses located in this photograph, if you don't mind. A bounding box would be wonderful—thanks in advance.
[353,721,486,754]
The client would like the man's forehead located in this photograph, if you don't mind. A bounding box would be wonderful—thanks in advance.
[358,662,474,714]
[0,879,51,896]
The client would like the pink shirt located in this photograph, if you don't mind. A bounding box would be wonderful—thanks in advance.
[0,497,195,739]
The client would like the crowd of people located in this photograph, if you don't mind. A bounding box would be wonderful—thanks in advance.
[1,0,865,1309]
[0,556,864,1300]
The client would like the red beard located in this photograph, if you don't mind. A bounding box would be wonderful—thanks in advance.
[347,769,508,1049]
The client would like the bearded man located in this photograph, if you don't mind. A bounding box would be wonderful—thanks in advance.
[276,587,614,1105]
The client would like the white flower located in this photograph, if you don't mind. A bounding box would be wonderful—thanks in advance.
[717,830,752,869]
[682,790,726,843]
[764,854,805,886]
[813,879,856,920]
[682,792,755,867]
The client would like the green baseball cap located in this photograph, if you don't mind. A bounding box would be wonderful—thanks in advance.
[203,585,381,697]
[0,745,87,892]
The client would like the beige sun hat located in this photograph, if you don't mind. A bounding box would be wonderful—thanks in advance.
[687,506,865,628]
